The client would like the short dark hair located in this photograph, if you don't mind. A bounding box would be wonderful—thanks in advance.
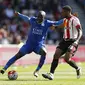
[62,5,72,12]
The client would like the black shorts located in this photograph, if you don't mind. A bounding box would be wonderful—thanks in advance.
[57,39,78,55]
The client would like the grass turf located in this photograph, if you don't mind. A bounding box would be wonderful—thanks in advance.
[0,62,85,85]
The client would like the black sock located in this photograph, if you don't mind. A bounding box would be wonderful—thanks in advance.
[50,59,59,74]
[66,60,78,70]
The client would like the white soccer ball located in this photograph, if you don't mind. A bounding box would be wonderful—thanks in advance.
[8,70,18,80]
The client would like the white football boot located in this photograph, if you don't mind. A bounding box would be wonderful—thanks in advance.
[76,67,81,79]
[42,73,54,80]
[33,71,39,77]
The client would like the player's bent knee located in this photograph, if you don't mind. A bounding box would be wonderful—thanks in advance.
[39,48,47,56]
[41,51,46,56]
[53,48,62,59]
[64,58,69,62]
[64,52,72,62]
[64,57,71,62]
[54,51,61,59]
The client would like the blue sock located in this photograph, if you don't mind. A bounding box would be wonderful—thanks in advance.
[3,56,17,70]
[36,56,46,71]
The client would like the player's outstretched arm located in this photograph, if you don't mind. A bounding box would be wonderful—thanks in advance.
[50,24,64,30]
[55,19,65,29]
[50,19,64,30]
[14,11,30,22]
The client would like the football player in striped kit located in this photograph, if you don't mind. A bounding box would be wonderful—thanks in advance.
[42,5,82,80]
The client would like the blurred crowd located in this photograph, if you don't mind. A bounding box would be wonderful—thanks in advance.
[0,0,84,45]
[75,0,85,11]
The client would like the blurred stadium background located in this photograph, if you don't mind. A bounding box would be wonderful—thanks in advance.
[0,0,85,85]
[0,0,85,65]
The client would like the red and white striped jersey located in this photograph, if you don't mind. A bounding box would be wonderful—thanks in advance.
[63,15,81,39]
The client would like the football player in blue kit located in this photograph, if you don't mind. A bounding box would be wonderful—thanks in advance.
[0,10,63,77]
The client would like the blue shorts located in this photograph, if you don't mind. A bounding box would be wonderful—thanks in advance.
[19,43,46,55]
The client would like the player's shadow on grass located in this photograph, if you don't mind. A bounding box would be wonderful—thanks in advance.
[0,79,48,81]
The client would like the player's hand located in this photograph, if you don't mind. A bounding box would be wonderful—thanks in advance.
[14,11,19,16]
[50,25,55,30]
[72,40,78,48]
[56,24,64,29]
[74,40,79,45]
[72,43,78,48]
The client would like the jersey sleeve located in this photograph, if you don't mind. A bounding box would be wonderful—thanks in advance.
[18,13,31,23]
[73,18,81,29]
[55,19,64,26]
[47,19,63,27]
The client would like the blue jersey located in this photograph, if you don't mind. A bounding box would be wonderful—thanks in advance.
[18,13,63,46]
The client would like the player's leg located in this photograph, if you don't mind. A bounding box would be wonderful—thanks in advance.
[42,48,62,80]
[35,46,46,72]
[0,51,25,74]
[64,45,81,78]
[50,48,62,74]
[34,46,46,77]
[42,39,67,80]
[0,44,30,74]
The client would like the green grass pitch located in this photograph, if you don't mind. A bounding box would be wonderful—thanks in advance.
[0,62,85,85]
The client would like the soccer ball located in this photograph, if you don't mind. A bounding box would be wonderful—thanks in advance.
[8,70,18,80]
